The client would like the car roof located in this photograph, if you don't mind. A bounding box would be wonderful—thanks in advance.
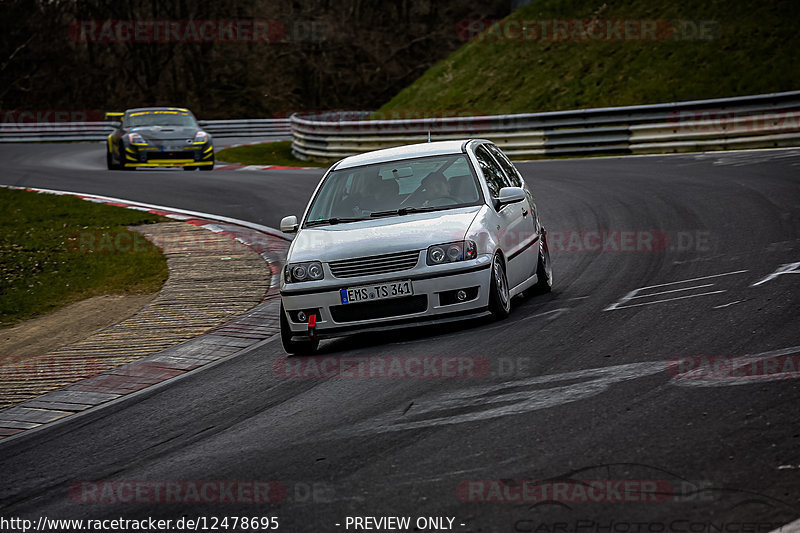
[125,107,192,115]
[334,140,472,170]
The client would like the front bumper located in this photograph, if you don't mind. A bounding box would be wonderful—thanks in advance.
[280,257,492,339]
[123,142,214,167]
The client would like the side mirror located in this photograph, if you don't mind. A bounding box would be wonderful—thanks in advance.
[495,187,526,210]
[280,215,298,233]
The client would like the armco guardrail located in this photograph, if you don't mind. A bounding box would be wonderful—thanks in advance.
[0,122,116,142]
[290,91,800,161]
[199,118,290,139]
[0,118,290,143]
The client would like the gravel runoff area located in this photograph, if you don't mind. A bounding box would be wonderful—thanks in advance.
[0,218,289,440]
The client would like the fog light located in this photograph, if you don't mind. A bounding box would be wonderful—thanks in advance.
[456,290,467,301]
[297,310,307,322]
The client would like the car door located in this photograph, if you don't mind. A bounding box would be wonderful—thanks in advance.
[473,144,537,289]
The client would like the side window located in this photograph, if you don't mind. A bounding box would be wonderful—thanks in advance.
[474,145,511,198]
[486,144,523,187]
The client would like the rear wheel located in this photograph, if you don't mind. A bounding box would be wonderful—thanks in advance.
[534,230,553,293]
[488,253,511,319]
[280,303,319,355]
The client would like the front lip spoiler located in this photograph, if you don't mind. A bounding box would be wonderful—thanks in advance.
[287,308,491,340]
[123,160,214,167]
[281,262,491,297]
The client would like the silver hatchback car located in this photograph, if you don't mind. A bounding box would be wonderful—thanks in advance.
[278,139,552,354]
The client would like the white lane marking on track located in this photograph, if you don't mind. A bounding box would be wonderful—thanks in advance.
[609,290,727,310]
[636,269,749,290]
[713,300,743,309]
[671,345,800,388]
[391,307,570,343]
[769,517,800,533]
[603,269,748,311]
[627,283,715,299]
[331,361,667,437]
[328,346,800,437]
[544,308,570,320]
[480,308,570,332]
[751,262,800,287]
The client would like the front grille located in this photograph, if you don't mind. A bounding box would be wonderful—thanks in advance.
[146,151,193,160]
[329,250,420,278]
[330,295,427,323]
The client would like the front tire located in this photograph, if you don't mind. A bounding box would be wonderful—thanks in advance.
[534,230,553,293]
[280,303,319,355]
[488,253,511,319]
[106,147,117,170]
[118,144,133,171]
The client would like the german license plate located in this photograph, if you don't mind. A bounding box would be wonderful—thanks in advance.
[340,280,413,304]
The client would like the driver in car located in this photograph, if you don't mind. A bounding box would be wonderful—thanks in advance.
[418,174,451,207]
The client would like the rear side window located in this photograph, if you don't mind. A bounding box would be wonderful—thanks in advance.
[485,144,523,187]
[474,145,511,197]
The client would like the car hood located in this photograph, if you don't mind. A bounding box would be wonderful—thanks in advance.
[129,125,199,141]
[289,206,482,262]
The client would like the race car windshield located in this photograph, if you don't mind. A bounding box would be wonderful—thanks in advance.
[304,154,483,225]
[125,112,197,128]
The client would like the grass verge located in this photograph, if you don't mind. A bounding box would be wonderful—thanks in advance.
[0,188,168,326]
[377,0,800,115]
[216,141,328,168]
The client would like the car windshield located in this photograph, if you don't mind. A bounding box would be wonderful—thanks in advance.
[305,154,482,226]
[125,111,197,128]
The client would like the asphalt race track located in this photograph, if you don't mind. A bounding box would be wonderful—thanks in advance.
[1,143,799,532]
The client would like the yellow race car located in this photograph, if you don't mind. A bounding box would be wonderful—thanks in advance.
[106,107,214,171]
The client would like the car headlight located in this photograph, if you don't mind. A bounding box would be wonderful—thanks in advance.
[126,132,147,145]
[194,131,209,143]
[426,240,477,266]
[285,261,324,283]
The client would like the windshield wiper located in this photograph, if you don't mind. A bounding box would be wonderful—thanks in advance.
[305,217,367,227]
[370,206,449,218]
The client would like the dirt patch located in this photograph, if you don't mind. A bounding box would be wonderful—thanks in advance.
[0,294,156,362]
